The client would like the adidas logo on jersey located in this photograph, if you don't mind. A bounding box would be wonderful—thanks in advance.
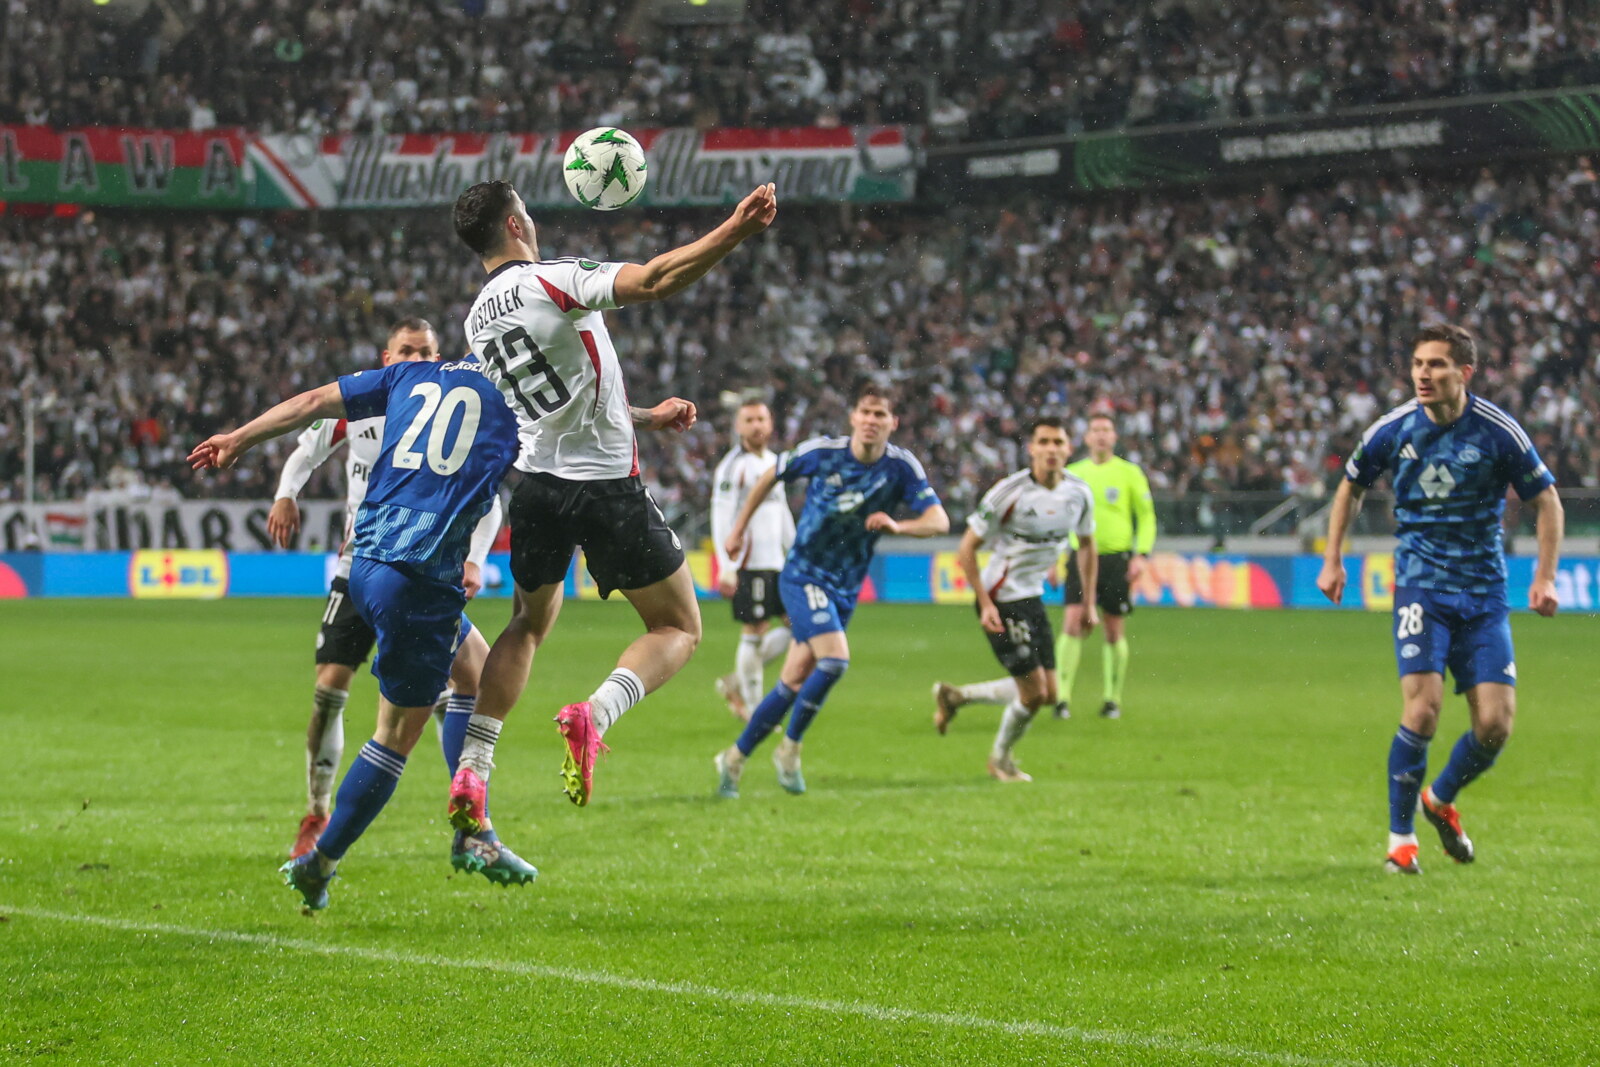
[1399,443,1419,460]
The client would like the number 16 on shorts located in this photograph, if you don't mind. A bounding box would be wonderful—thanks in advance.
[779,572,855,642]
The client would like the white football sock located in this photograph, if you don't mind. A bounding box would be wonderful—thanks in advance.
[458,714,503,778]
[963,678,1020,706]
[759,626,791,662]
[736,635,764,713]
[991,699,1034,760]
[1388,831,1418,852]
[308,684,347,815]
[589,667,645,736]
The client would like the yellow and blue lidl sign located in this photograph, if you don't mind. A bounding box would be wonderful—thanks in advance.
[129,550,229,599]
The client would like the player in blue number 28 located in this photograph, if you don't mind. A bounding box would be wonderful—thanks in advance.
[1318,324,1563,876]
[190,354,539,909]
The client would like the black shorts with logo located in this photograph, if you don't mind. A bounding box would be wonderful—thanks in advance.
[981,596,1056,676]
[732,569,784,624]
[1065,550,1134,617]
[315,574,377,667]
[508,471,686,599]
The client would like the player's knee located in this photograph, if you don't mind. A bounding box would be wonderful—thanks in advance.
[815,656,849,679]
[1477,712,1514,748]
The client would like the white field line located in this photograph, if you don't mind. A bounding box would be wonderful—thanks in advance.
[5,906,1387,1067]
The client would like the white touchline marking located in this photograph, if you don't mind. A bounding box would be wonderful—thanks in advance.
[5,906,1385,1067]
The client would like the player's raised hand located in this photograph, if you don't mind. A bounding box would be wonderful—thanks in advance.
[1316,558,1346,605]
[267,497,301,548]
[730,183,777,238]
[188,432,245,471]
[865,512,900,534]
[1529,577,1559,617]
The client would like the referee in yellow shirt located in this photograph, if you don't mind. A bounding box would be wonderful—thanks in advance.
[1057,413,1156,718]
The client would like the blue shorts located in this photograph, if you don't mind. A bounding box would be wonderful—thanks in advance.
[349,557,474,707]
[780,570,857,644]
[1393,586,1515,694]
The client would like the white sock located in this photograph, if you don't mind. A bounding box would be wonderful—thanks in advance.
[759,626,791,662]
[432,690,450,745]
[736,636,764,712]
[963,678,1020,706]
[991,699,1034,760]
[1388,831,1418,852]
[308,684,347,813]
[459,714,503,778]
[589,667,645,736]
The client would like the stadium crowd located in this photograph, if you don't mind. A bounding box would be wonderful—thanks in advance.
[3,0,1597,139]
[3,160,1598,527]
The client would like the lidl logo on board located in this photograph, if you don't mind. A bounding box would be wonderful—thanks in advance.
[129,550,230,599]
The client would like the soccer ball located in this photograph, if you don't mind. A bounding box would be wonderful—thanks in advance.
[562,128,649,211]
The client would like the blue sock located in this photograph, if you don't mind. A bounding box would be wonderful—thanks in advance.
[786,658,849,742]
[737,681,797,756]
[1387,725,1430,834]
[316,740,406,861]
[440,693,489,821]
[1429,730,1500,804]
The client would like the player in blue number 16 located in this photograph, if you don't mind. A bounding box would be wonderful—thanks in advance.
[713,383,949,797]
[1318,324,1563,876]
[189,355,538,909]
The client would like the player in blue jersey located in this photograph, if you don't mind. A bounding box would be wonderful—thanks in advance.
[713,383,949,796]
[1318,324,1563,875]
[189,355,537,909]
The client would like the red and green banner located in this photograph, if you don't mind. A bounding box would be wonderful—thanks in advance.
[1,125,916,210]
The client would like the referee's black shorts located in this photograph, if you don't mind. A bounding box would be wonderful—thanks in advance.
[1065,550,1134,617]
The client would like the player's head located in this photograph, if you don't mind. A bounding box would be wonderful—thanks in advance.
[734,401,773,452]
[1028,417,1070,474]
[381,318,440,366]
[453,180,537,261]
[849,383,899,448]
[1411,323,1475,404]
[1085,413,1117,459]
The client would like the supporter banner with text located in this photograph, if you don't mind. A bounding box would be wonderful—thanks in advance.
[0,125,915,209]
[933,86,1600,194]
[0,501,348,553]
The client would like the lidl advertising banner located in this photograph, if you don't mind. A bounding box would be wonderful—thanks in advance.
[7,551,1598,612]
[1,125,915,209]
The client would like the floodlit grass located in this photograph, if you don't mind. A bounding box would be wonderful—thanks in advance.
[2,599,1597,1065]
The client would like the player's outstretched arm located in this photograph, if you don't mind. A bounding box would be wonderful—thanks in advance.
[1317,479,1365,604]
[630,398,698,432]
[1528,485,1563,617]
[612,184,777,304]
[188,383,347,472]
[867,504,950,538]
[724,465,781,561]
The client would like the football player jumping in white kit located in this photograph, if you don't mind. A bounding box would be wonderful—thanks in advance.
[446,179,778,820]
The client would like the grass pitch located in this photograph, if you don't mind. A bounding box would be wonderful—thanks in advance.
[3,599,1597,1065]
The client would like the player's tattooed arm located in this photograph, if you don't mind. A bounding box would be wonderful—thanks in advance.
[188,382,347,471]
[631,398,698,432]
[1316,479,1367,604]
[1528,485,1564,617]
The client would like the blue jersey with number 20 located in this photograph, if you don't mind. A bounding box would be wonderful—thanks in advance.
[339,359,518,583]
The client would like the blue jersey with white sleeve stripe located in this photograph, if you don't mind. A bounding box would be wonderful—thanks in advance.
[1345,394,1554,594]
[339,359,518,583]
[776,436,940,595]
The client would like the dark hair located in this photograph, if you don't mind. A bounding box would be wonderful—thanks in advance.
[387,317,436,344]
[453,180,519,257]
[853,381,897,413]
[1412,323,1476,367]
[1029,416,1067,436]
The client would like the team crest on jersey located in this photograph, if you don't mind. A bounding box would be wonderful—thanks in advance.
[1105,487,1120,503]
[1459,445,1482,464]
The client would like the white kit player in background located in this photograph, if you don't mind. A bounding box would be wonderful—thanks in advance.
[265,319,503,860]
[932,418,1098,781]
[446,177,777,819]
[710,399,796,720]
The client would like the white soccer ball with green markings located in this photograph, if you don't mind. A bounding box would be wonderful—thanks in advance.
[562,127,649,211]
